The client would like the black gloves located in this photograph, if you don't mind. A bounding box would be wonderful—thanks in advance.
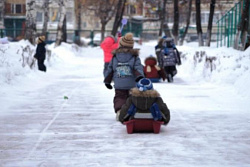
[135,76,144,82]
[105,83,113,89]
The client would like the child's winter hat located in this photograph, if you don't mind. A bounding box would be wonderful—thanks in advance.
[39,36,45,42]
[37,36,45,44]
[119,32,134,48]
[137,78,153,91]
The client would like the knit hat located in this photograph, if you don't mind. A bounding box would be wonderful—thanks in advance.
[119,32,134,48]
[39,36,45,42]
[137,78,153,91]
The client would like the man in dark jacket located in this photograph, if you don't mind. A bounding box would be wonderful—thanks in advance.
[34,36,46,72]
[119,78,170,125]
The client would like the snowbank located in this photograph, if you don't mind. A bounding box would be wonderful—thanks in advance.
[0,40,250,98]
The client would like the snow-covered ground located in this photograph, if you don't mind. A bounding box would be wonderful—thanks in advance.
[0,39,250,167]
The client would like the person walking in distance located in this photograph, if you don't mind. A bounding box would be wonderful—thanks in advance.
[34,36,47,72]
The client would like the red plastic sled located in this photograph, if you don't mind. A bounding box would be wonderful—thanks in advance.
[123,119,164,134]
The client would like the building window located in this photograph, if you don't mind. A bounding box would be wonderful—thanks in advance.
[11,4,23,14]
[51,9,60,22]
[213,13,220,23]
[36,12,43,22]
[83,22,87,28]
[191,12,219,25]
[16,4,22,13]
[66,11,73,23]
[95,22,100,28]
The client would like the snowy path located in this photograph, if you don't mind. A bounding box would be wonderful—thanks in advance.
[1,48,250,167]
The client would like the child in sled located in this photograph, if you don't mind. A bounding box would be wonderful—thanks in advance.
[143,55,166,82]
[118,78,170,125]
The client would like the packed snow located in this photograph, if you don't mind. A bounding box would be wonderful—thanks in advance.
[0,38,250,167]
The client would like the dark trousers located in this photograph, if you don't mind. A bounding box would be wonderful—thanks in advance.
[103,62,109,77]
[164,66,177,77]
[37,59,46,72]
[113,89,130,113]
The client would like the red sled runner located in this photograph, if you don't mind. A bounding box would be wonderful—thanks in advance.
[123,119,164,134]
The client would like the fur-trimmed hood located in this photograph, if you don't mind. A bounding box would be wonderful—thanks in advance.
[130,88,160,98]
[112,48,140,57]
[129,88,161,111]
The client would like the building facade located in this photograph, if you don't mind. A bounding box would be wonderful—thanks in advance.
[0,0,240,42]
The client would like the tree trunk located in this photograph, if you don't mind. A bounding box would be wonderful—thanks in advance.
[234,28,241,49]
[172,0,179,45]
[63,15,67,42]
[159,0,167,37]
[0,1,4,29]
[240,0,249,50]
[206,0,216,46]
[101,22,106,42]
[25,0,37,45]
[55,0,66,47]
[161,0,171,37]
[179,0,192,45]
[74,0,82,45]
[111,0,126,36]
[195,0,204,46]
[42,0,49,37]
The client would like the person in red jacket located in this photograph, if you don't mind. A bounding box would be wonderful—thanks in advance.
[143,55,166,82]
[101,32,121,76]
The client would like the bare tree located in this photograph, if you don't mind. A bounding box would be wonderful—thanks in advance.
[195,0,204,46]
[158,0,164,37]
[0,0,4,27]
[42,0,50,37]
[63,15,67,42]
[172,0,179,44]
[74,0,83,45]
[25,0,37,45]
[179,0,192,45]
[55,0,66,47]
[85,0,118,42]
[240,0,249,50]
[159,0,171,37]
[111,0,126,36]
[234,0,249,50]
[206,0,216,47]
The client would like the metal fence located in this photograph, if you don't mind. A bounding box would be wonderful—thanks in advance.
[216,0,250,48]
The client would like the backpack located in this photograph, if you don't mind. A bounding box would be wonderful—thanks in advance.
[113,56,136,78]
[116,62,133,78]
[160,38,177,66]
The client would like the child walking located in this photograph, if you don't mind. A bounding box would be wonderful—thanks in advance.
[104,32,144,120]
[100,32,121,76]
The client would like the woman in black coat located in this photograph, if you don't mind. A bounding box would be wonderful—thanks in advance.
[34,36,46,72]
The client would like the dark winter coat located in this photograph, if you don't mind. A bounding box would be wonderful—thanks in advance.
[104,48,144,90]
[144,56,166,80]
[35,42,46,60]
[119,87,170,125]
[159,47,179,67]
